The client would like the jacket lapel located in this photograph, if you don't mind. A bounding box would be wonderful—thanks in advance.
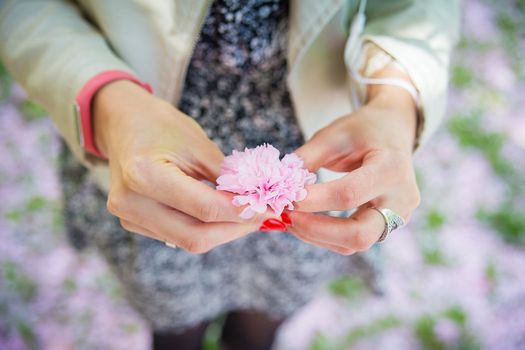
[288,0,347,70]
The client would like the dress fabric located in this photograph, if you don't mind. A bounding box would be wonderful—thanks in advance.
[61,0,380,332]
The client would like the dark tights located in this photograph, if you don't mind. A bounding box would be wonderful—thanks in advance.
[153,321,210,350]
[152,310,284,350]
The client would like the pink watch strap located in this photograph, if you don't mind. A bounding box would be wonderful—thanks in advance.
[75,70,153,159]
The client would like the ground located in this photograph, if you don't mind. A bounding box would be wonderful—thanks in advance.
[1,0,524,349]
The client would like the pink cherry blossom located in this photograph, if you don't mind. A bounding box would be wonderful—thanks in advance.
[216,144,316,219]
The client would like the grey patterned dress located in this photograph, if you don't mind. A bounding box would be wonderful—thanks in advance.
[61,0,379,332]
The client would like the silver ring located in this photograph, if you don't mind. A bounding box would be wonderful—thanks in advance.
[164,241,177,249]
[370,207,405,242]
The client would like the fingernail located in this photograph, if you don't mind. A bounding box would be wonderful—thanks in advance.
[259,225,272,232]
[261,218,287,231]
[281,212,292,226]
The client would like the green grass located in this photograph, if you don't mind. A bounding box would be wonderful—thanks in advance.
[0,60,12,100]
[423,248,448,266]
[451,64,476,88]
[16,320,39,350]
[484,260,498,286]
[344,315,401,345]
[63,277,77,295]
[448,111,514,180]
[493,1,525,79]
[328,276,367,301]
[414,315,444,350]
[418,209,448,266]
[425,209,447,231]
[202,315,226,350]
[414,308,480,350]
[309,315,402,350]
[477,204,525,245]
[448,110,525,245]
[1,261,38,303]
[5,196,53,223]
[20,100,48,122]
[442,305,467,326]
[455,37,495,54]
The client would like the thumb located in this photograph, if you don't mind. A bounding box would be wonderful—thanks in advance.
[293,131,339,172]
[191,141,225,183]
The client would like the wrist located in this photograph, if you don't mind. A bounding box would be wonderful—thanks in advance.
[366,67,417,113]
[366,72,418,153]
[366,88,418,154]
[93,80,153,159]
[75,71,152,159]
[368,85,417,122]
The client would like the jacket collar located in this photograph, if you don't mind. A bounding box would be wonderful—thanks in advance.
[287,0,345,69]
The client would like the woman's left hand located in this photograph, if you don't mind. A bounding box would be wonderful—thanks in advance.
[287,84,421,255]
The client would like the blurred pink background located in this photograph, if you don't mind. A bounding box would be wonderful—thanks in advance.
[1,0,524,349]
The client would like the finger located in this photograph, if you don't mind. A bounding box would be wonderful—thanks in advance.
[293,119,367,173]
[286,209,385,251]
[289,230,356,255]
[294,160,388,212]
[121,219,243,253]
[191,140,225,183]
[289,169,416,249]
[108,189,260,253]
[289,193,412,250]
[152,205,261,253]
[293,136,332,172]
[120,219,165,241]
[120,157,260,223]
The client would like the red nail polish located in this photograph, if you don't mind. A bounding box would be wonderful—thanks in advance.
[281,212,292,225]
[262,219,287,231]
[259,225,272,232]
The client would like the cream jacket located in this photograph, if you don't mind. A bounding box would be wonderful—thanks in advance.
[0,0,459,192]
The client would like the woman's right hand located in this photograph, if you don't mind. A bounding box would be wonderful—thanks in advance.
[93,80,265,253]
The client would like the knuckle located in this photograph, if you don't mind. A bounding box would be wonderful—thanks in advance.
[294,229,314,242]
[198,202,221,222]
[386,152,412,184]
[341,234,355,249]
[329,244,354,255]
[340,235,352,248]
[132,213,148,229]
[338,170,373,209]
[119,219,141,235]
[119,220,145,236]
[106,196,119,215]
[121,154,152,192]
[338,186,360,209]
[404,212,413,225]
[119,219,132,231]
[350,230,373,251]
[397,168,414,186]
[182,236,211,254]
[401,167,415,184]
[410,187,421,209]
[311,128,326,140]
[107,189,128,216]
[338,248,355,256]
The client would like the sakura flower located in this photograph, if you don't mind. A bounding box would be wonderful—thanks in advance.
[216,144,316,219]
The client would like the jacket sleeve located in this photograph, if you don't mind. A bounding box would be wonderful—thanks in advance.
[0,0,140,165]
[347,0,461,151]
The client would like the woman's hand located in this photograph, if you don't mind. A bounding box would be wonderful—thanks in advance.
[93,80,265,253]
[287,83,421,255]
